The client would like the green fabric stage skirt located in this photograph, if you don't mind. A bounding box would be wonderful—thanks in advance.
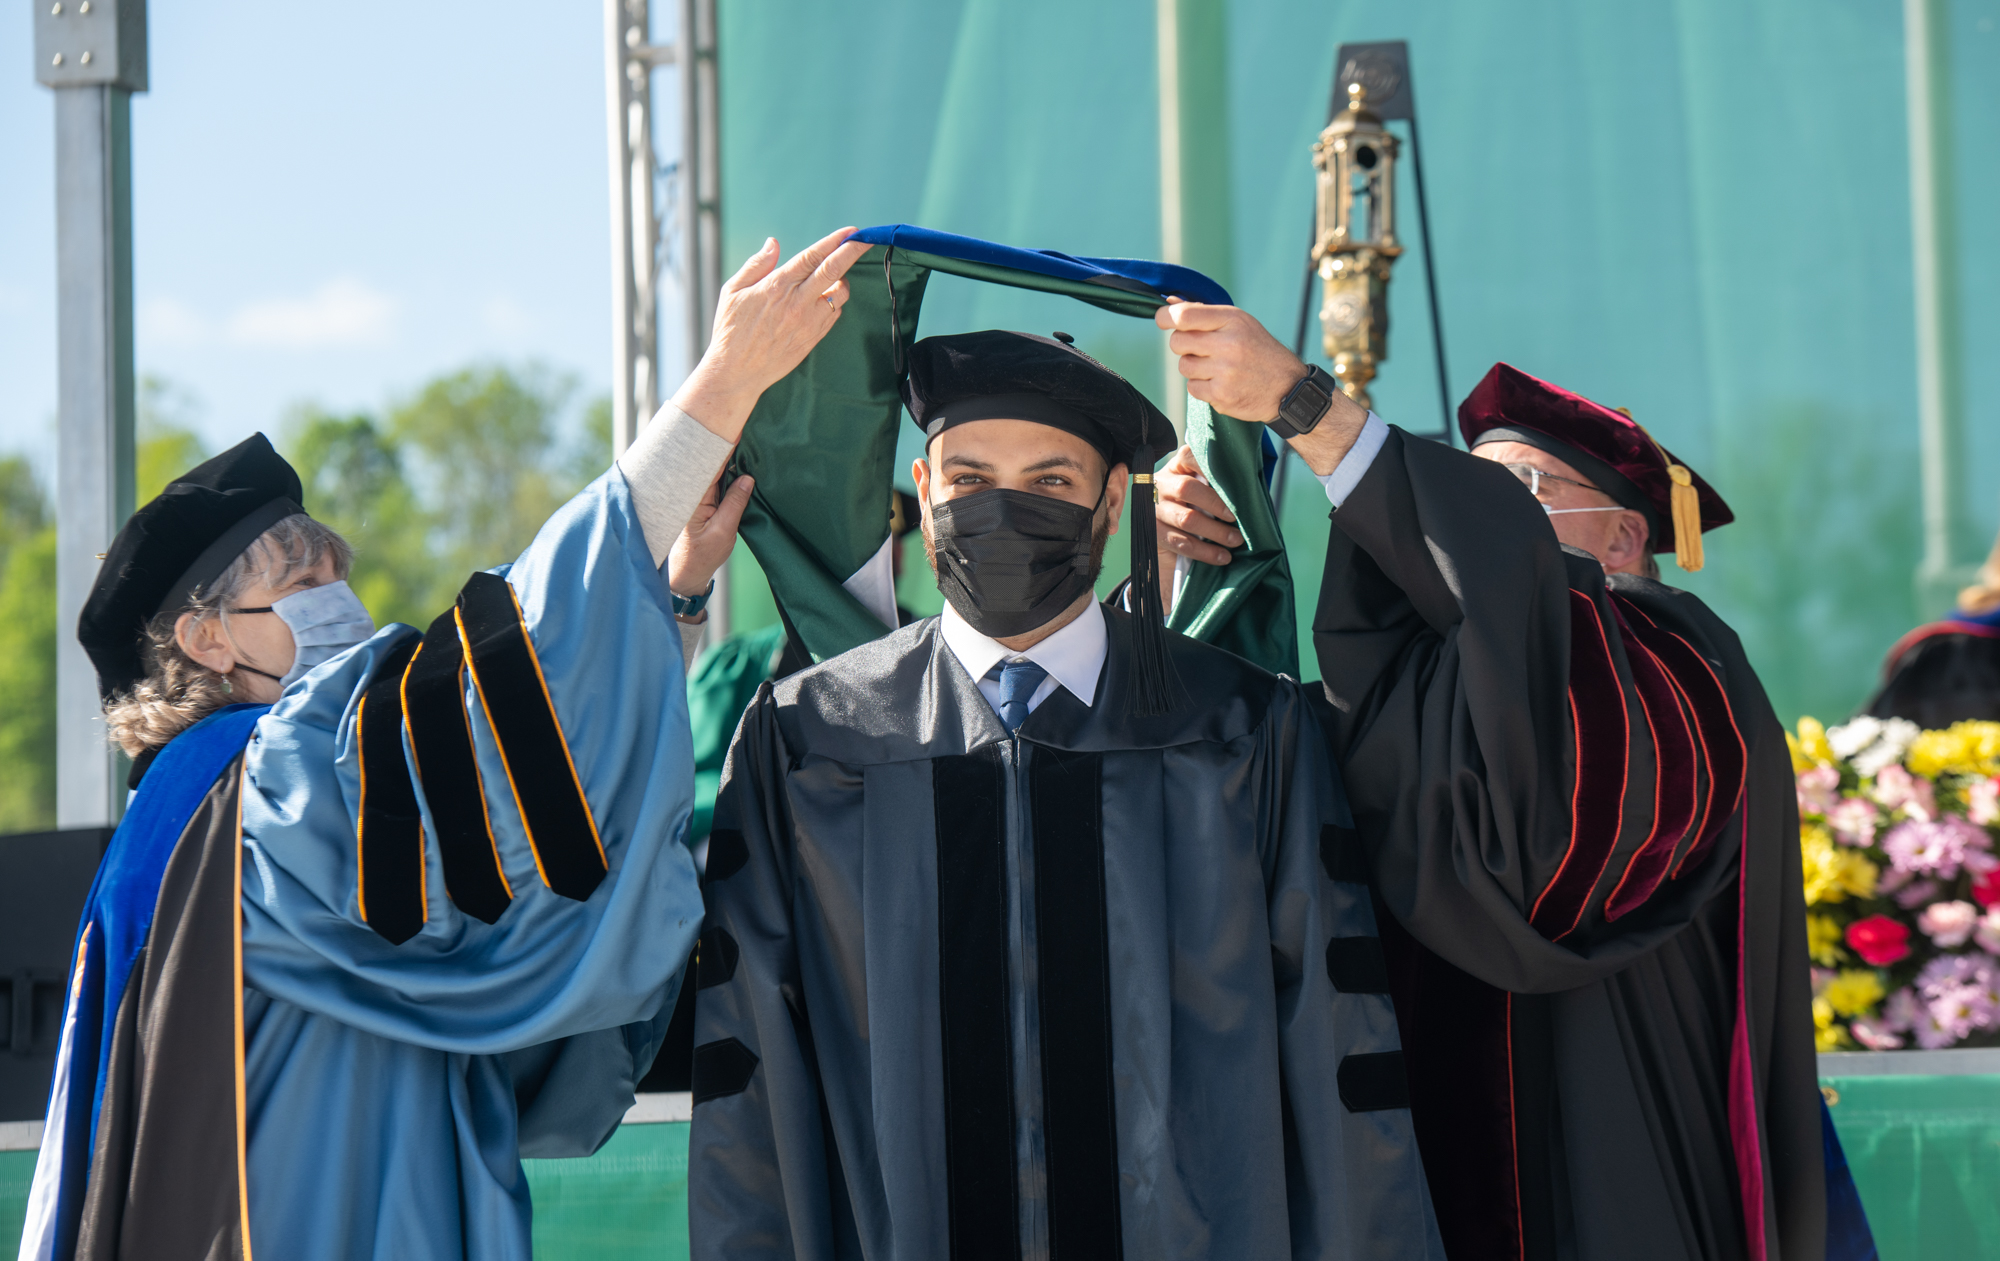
[1818,1072,2000,1257]
[2,1082,1994,1257]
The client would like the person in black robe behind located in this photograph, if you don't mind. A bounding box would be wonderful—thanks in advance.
[1864,531,2000,727]
[1154,297,1862,1261]
[689,330,1444,1260]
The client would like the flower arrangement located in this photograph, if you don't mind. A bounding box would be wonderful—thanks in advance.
[1791,715,2000,1051]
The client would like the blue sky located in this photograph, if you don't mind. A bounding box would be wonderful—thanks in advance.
[1,0,677,478]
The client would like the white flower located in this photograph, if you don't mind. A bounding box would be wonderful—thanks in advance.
[1827,717,1883,760]
[1853,719,1923,777]
[1827,797,1882,846]
[1827,716,1924,777]
[1918,899,1981,948]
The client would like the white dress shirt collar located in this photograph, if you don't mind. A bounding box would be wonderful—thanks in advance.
[938,599,1108,713]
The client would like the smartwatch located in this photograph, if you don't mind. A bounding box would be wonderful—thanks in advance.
[671,580,714,620]
[1268,365,1338,440]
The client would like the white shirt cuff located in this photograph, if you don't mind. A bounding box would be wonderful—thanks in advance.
[1315,411,1389,509]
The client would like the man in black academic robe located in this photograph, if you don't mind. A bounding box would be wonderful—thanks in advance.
[1155,308,1843,1261]
[688,330,1443,1260]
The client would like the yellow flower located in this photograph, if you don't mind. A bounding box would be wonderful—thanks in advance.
[1793,717,1835,771]
[1806,914,1846,967]
[1801,826,1878,905]
[1812,997,1852,1051]
[1907,720,2000,778]
[1822,969,1885,1018]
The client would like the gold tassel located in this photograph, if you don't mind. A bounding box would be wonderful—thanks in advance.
[1664,463,1703,572]
[1621,410,1704,573]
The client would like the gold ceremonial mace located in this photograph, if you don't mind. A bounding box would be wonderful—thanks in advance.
[1312,82,1404,411]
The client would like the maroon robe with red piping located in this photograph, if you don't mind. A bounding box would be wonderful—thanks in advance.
[1312,429,1823,1261]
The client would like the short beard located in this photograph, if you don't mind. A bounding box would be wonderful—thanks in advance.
[922,509,1112,586]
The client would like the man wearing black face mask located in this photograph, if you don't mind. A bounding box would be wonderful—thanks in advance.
[687,329,1442,1261]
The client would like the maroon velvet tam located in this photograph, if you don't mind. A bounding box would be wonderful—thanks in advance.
[1457,362,1733,555]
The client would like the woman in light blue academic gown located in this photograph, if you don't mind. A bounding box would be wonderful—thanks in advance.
[18,228,869,1261]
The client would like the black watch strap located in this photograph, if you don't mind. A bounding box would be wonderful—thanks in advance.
[1268,365,1338,440]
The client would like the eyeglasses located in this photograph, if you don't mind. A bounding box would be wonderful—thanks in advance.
[1501,462,1601,500]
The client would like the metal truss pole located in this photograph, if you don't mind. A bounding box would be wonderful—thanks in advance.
[1905,0,1969,615]
[606,0,664,457]
[677,0,721,377]
[606,0,728,639]
[676,0,727,640]
[37,1,146,827]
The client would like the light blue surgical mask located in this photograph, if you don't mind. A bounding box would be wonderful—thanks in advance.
[231,580,376,689]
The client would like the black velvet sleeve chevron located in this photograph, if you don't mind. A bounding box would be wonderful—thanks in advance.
[403,610,513,924]
[354,570,610,943]
[456,572,608,902]
[357,638,425,945]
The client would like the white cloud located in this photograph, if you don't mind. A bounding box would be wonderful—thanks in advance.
[139,296,213,347]
[226,278,396,348]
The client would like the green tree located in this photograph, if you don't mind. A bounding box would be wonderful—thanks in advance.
[282,363,610,628]
[386,364,589,613]
[0,456,47,552]
[0,457,55,831]
[282,408,435,629]
[137,374,210,500]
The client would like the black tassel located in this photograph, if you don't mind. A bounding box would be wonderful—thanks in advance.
[1125,441,1183,717]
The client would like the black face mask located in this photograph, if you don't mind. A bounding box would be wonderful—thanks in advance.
[928,488,1100,638]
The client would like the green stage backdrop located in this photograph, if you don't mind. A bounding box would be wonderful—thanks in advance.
[713,0,1999,725]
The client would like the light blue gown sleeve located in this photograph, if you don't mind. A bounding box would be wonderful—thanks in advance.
[237,467,703,1056]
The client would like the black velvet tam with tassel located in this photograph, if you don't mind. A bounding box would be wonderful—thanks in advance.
[902,328,1182,715]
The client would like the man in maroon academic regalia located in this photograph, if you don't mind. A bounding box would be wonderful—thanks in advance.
[1152,295,1860,1261]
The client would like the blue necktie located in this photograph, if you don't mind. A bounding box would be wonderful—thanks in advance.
[992,659,1049,734]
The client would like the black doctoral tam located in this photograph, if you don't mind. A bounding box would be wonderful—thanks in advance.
[78,432,306,699]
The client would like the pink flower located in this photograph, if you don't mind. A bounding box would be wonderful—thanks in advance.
[1913,1007,1960,1049]
[1872,764,1936,821]
[1881,815,1994,879]
[1918,899,1981,947]
[1849,1018,1904,1050]
[1882,986,1922,1031]
[1846,915,1912,966]
[1896,878,1943,909]
[1976,907,2000,956]
[1968,776,2000,825]
[1912,955,2000,1047]
[1797,765,1841,815]
[1826,797,1881,846]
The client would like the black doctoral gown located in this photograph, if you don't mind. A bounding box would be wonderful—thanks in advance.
[1863,619,2000,727]
[1312,430,1823,1261]
[689,607,1446,1261]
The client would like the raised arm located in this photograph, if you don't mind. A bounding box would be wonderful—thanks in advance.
[236,229,870,1055]
[1156,304,1750,994]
